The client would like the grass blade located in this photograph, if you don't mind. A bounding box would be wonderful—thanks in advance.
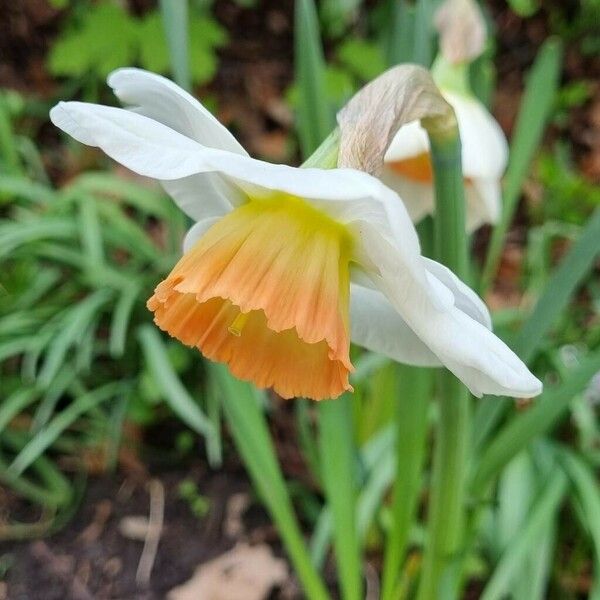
[137,325,215,439]
[515,206,600,362]
[381,0,414,66]
[474,206,600,448]
[480,469,567,600]
[318,396,362,600]
[0,388,39,434]
[9,382,122,476]
[109,283,141,357]
[78,197,104,266]
[559,448,600,579]
[471,348,600,492]
[295,0,334,158]
[159,0,191,90]
[481,38,563,292]
[381,367,432,600]
[38,290,112,388]
[412,0,433,66]
[212,364,330,600]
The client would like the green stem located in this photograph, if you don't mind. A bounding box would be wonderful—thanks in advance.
[418,127,471,600]
[381,366,432,600]
[301,128,341,169]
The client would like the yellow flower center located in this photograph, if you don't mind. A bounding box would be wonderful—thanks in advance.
[147,194,355,400]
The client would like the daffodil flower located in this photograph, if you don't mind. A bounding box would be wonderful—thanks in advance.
[50,68,540,400]
[382,88,508,232]
[382,0,508,231]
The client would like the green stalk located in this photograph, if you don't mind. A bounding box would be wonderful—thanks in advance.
[302,128,341,169]
[381,366,432,600]
[417,124,470,600]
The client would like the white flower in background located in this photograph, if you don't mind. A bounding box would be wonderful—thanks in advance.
[50,68,540,400]
[382,0,509,231]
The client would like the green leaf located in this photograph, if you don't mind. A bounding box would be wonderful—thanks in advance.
[481,470,567,600]
[38,290,112,388]
[139,11,226,86]
[295,0,335,158]
[109,283,141,358]
[48,2,138,78]
[0,218,77,260]
[481,38,563,291]
[471,348,600,492]
[137,325,215,439]
[380,0,414,66]
[318,396,362,600]
[65,172,170,219]
[382,367,432,600]
[515,207,600,362]
[507,0,540,17]
[559,448,600,575]
[337,39,386,81]
[212,364,330,600]
[159,0,191,90]
[413,0,434,66]
[475,206,600,447]
[9,382,123,476]
[0,388,39,435]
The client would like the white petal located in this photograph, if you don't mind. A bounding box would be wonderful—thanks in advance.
[108,69,248,221]
[384,120,429,163]
[383,90,508,181]
[380,169,434,223]
[50,101,217,179]
[467,178,502,230]
[422,257,491,329]
[161,174,242,222]
[350,283,440,367]
[445,90,508,180]
[372,269,541,398]
[182,217,220,253]
[107,68,247,155]
[50,101,430,252]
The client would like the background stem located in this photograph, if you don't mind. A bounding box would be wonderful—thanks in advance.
[418,127,471,600]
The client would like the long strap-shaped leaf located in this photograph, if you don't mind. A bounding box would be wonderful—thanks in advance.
[318,396,362,600]
[480,38,562,292]
[474,206,600,448]
[295,0,334,158]
[480,469,568,600]
[159,0,191,91]
[471,348,600,493]
[213,365,331,600]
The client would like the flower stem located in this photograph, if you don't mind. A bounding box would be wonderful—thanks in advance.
[417,125,471,600]
[301,128,341,169]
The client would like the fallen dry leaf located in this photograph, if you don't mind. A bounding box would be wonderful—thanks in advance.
[167,543,288,600]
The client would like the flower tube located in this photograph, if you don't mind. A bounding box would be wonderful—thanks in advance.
[50,68,540,400]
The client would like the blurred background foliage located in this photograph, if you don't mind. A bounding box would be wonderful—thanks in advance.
[1,0,599,598]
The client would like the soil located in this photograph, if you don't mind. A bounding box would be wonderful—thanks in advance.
[1,436,303,599]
